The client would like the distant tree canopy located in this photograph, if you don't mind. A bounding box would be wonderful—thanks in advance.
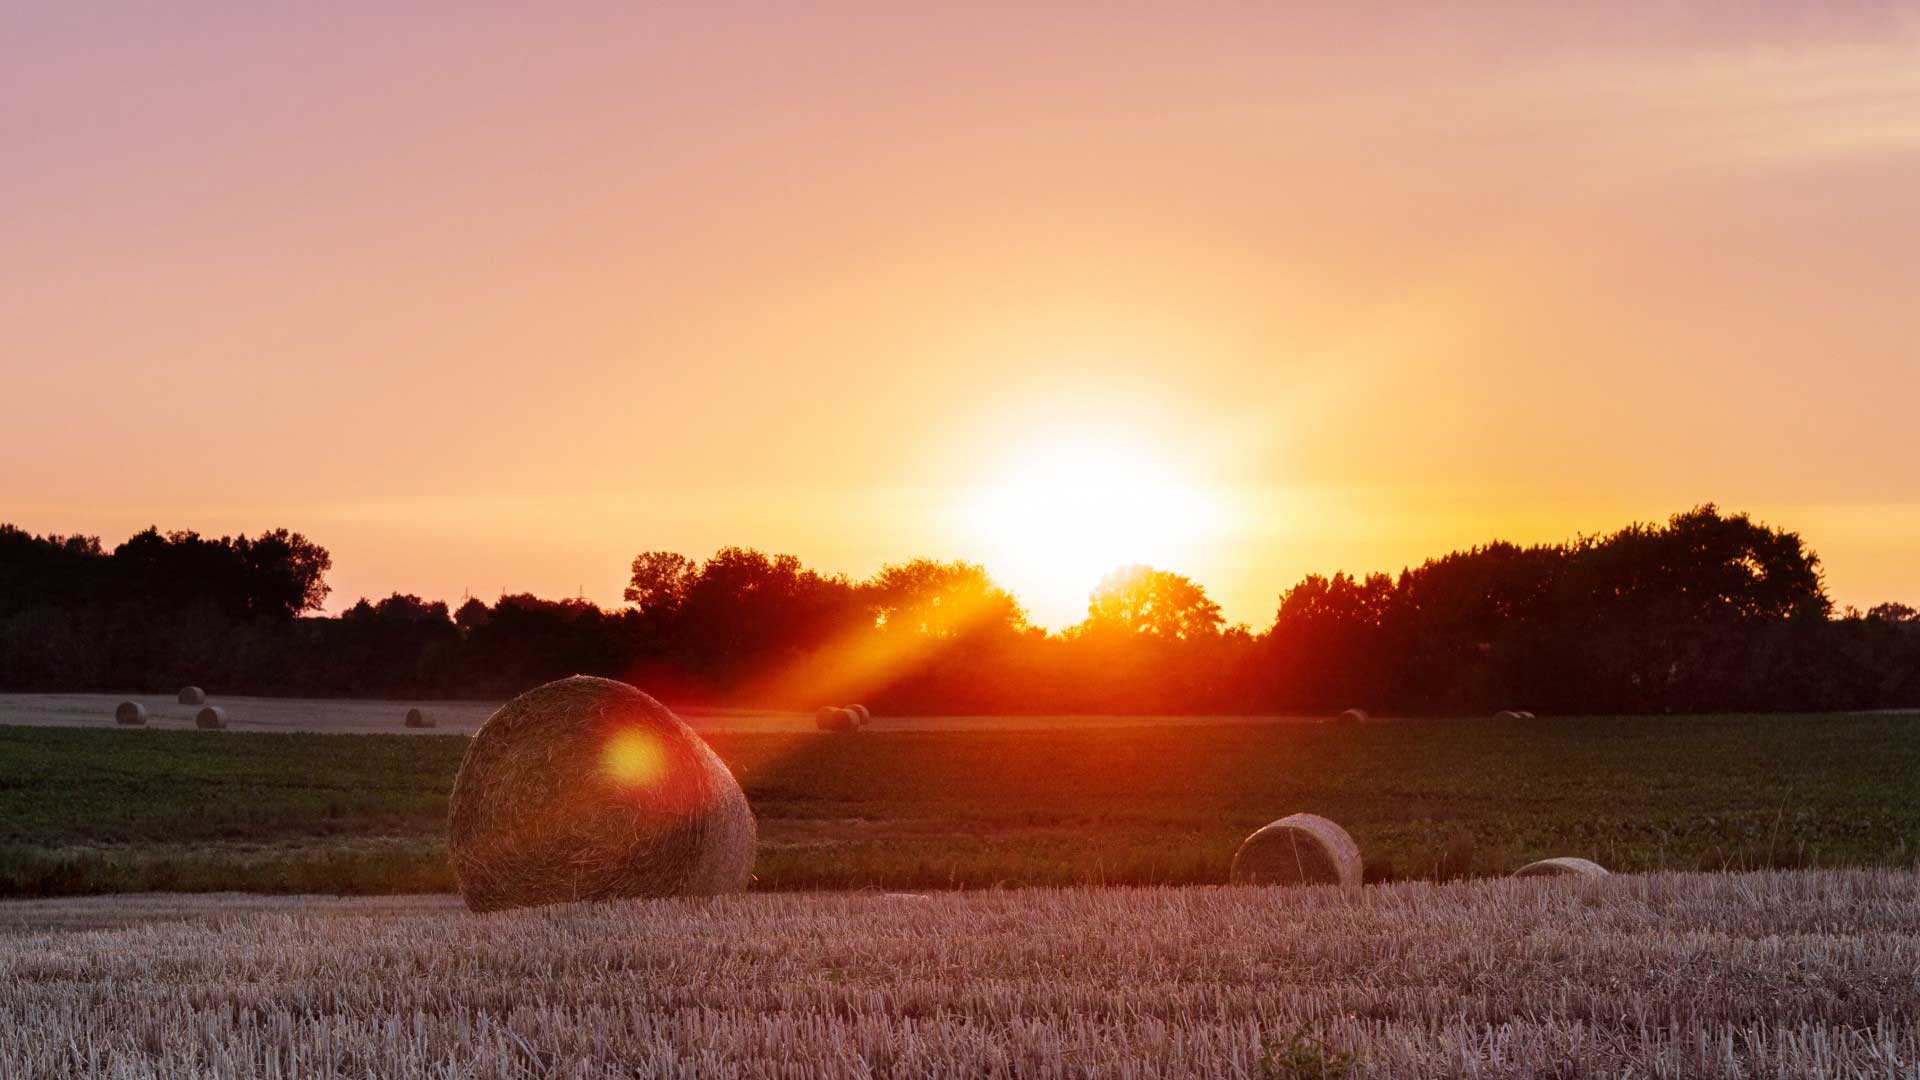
[0,505,1913,714]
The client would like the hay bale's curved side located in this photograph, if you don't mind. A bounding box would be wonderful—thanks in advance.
[404,707,434,728]
[1493,709,1522,721]
[177,686,206,705]
[448,675,757,914]
[114,701,147,726]
[194,706,227,729]
[837,707,862,730]
[849,704,872,725]
[1338,708,1368,723]
[1230,813,1363,888]
[815,706,855,732]
[1515,710,1538,721]
[1513,856,1609,879]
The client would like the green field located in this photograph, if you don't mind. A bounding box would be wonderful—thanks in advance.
[1,713,1916,897]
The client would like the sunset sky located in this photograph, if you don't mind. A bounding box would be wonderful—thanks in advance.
[3,3,1916,629]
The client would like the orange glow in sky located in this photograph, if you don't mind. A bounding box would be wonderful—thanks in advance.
[1,5,1915,628]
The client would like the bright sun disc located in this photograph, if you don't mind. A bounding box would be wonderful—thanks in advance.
[958,437,1222,629]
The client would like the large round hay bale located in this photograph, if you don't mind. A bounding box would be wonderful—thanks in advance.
[177,686,206,705]
[194,706,227,729]
[404,707,434,728]
[1230,812,1363,887]
[1337,708,1368,723]
[815,706,855,732]
[114,701,147,726]
[849,704,872,726]
[1513,856,1608,879]
[447,675,756,914]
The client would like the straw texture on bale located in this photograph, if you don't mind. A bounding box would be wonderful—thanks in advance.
[1513,856,1609,878]
[447,676,756,914]
[193,706,227,729]
[1230,812,1363,887]
[177,686,206,705]
[403,707,433,728]
[815,706,856,732]
[1338,708,1368,723]
[114,701,147,726]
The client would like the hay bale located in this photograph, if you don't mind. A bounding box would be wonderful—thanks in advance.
[1494,709,1522,721]
[815,706,856,732]
[404,707,434,729]
[447,675,756,914]
[1515,710,1538,721]
[194,706,227,729]
[1338,708,1368,723]
[1513,856,1609,879]
[114,701,147,726]
[1230,812,1363,887]
[177,686,206,705]
[849,704,872,726]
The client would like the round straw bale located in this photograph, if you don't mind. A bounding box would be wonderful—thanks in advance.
[177,686,206,705]
[1337,708,1368,723]
[1513,856,1609,879]
[1516,710,1538,721]
[114,701,147,726]
[1494,709,1522,721]
[1230,812,1363,887]
[404,707,434,728]
[194,706,227,729]
[849,704,872,725]
[815,706,855,732]
[447,675,756,914]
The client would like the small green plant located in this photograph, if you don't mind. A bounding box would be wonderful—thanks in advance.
[1258,1025,1355,1080]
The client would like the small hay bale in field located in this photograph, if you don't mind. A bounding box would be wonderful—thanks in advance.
[404,707,434,728]
[1494,709,1522,721]
[114,701,147,726]
[815,706,856,732]
[1513,856,1609,879]
[1516,710,1538,721]
[849,704,872,725]
[447,675,756,914]
[177,686,206,705]
[1338,708,1368,723]
[194,706,227,729]
[1230,812,1363,888]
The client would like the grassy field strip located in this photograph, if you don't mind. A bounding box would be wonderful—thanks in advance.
[3,870,1918,1077]
[5,713,1920,897]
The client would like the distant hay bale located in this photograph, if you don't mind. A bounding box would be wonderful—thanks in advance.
[849,704,872,726]
[447,675,756,914]
[177,686,206,705]
[1230,812,1363,888]
[404,707,434,728]
[1494,710,1522,721]
[114,701,147,726]
[1516,710,1538,721]
[815,706,856,732]
[1513,856,1609,879]
[194,706,227,729]
[1338,708,1368,723]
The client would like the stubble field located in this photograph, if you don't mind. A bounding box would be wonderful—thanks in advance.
[4,869,1919,1078]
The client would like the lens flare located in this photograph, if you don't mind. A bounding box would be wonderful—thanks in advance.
[601,729,668,788]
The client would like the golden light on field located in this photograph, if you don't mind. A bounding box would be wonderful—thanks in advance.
[958,436,1228,629]
[600,729,667,789]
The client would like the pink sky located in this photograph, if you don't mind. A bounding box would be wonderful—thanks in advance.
[3,3,1916,627]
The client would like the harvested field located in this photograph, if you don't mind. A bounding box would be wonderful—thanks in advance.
[2,869,1917,1077]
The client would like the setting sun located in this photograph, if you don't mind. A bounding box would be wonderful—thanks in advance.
[956,437,1225,629]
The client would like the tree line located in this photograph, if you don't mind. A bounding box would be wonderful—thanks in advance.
[0,506,1914,714]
